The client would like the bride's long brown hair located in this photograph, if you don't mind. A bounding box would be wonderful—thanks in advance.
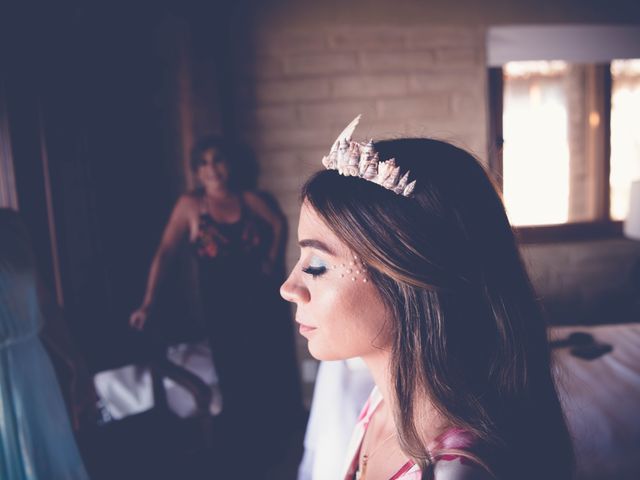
[302,139,574,480]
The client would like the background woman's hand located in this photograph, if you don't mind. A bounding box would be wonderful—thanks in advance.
[129,305,150,330]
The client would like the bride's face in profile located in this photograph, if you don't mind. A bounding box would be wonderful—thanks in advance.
[280,201,391,361]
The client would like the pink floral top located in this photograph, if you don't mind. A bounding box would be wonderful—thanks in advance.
[342,388,494,480]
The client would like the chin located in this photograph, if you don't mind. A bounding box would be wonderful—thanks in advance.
[307,340,353,362]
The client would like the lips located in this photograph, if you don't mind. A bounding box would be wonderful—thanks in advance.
[296,319,317,334]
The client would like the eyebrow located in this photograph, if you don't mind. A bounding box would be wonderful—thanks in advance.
[299,239,336,256]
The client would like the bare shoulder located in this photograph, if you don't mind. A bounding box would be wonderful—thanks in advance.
[178,191,200,206]
[242,190,279,218]
[167,193,200,233]
[175,192,200,213]
[242,190,265,207]
[434,458,495,480]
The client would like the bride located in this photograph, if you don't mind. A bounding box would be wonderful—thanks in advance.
[281,117,574,480]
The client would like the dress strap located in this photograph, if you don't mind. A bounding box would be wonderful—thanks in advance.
[237,192,250,218]
[198,193,208,216]
[389,460,416,479]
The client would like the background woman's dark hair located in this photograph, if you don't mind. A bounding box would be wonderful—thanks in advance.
[190,135,259,191]
[302,138,574,480]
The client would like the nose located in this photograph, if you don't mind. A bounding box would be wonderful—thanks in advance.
[280,271,310,304]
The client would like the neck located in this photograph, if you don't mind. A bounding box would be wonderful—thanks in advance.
[361,350,451,448]
[204,184,232,198]
[362,350,394,412]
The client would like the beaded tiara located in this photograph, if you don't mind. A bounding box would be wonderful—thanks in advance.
[321,115,416,197]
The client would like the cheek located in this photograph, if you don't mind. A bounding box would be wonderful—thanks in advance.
[309,262,370,321]
[310,273,391,358]
[215,164,229,178]
[198,166,212,178]
[350,282,391,345]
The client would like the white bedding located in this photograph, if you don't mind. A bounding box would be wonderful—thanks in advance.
[552,323,640,480]
[94,340,222,420]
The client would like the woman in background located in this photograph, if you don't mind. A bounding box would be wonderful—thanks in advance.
[0,209,89,479]
[281,117,574,479]
[130,136,303,475]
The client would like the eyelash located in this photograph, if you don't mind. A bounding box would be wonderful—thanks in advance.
[302,266,327,278]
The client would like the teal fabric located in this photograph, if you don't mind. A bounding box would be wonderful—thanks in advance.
[0,268,89,479]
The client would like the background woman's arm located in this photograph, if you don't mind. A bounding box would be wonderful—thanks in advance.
[130,195,194,330]
[243,191,284,267]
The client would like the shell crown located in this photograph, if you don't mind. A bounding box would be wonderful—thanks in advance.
[321,115,417,197]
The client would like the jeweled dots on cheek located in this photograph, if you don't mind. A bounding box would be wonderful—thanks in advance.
[350,255,369,282]
[304,255,368,282]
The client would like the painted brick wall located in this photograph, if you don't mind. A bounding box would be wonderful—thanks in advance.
[234,25,487,271]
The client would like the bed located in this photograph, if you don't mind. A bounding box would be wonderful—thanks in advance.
[551,323,640,480]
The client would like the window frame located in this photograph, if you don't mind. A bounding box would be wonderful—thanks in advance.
[487,64,623,244]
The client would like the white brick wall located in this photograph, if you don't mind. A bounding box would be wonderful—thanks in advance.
[235,25,488,273]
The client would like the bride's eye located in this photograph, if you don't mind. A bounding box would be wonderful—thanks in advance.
[302,256,328,278]
[302,266,327,278]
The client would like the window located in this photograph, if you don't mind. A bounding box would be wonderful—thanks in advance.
[487,25,640,242]
[611,59,640,220]
[488,59,640,241]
